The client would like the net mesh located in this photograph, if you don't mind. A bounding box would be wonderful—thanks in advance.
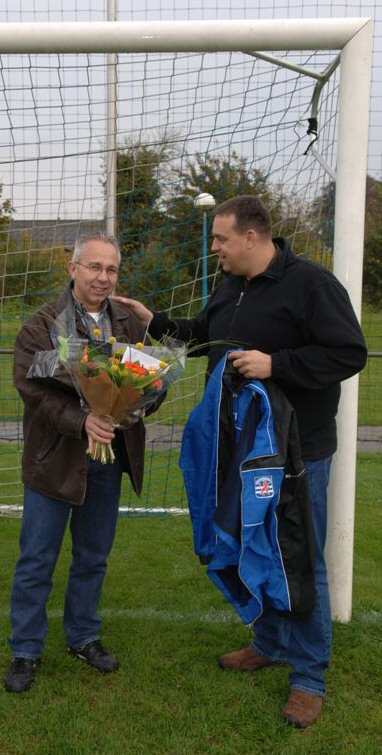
[0,43,342,510]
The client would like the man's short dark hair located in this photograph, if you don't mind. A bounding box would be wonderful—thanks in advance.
[213,195,272,236]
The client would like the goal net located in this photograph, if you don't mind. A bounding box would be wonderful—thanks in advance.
[0,18,373,618]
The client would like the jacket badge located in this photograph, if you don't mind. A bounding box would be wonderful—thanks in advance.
[254,476,274,498]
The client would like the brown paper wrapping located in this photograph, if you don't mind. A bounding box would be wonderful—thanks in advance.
[74,371,143,422]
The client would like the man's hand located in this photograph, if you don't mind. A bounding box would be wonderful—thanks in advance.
[84,413,115,454]
[110,296,153,327]
[228,350,272,380]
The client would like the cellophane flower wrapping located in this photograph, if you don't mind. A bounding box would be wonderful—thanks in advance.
[28,336,186,463]
[60,337,185,462]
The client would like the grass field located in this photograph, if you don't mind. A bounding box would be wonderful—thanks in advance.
[0,453,381,755]
[359,307,382,425]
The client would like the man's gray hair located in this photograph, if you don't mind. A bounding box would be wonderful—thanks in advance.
[72,233,121,264]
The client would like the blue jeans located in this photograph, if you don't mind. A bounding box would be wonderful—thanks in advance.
[9,457,123,660]
[253,457,332,696]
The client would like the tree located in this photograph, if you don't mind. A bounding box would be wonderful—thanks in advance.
[118,243,190,311]
[112,140,352,311]
[0,184,15,298]
[161,151,273,281]
[114,142,272,306]
[0,183,13,257]
[112,136,187,306]
[306,175,382,305]
[114,137,176,259]
[363,176,382,306]
[1,234,70,304]
[308,181,335,250]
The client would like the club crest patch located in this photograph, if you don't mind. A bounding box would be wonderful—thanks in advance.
[254,476,274,498]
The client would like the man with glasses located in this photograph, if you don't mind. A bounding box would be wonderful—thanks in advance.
[4,233,151,693]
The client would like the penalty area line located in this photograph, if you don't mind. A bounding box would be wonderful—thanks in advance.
[0,505,189,518]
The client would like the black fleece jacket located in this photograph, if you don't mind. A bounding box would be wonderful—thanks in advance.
[149,238,367,460]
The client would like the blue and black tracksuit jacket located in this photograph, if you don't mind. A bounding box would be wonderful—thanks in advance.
[179,353,315,625]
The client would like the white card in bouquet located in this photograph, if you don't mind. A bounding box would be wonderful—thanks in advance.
[121,345,163,371]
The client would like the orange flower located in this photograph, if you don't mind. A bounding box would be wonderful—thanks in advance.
[123,360,147,376]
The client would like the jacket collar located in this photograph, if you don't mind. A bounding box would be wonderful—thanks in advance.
[222,236,293,287]
[52,284,131,323]
[257,236,292,281]
[49,284,132,345]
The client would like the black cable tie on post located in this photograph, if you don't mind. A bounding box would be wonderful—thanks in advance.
[303,117,318,155]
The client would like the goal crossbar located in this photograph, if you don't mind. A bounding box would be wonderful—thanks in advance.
[0,18,372,54]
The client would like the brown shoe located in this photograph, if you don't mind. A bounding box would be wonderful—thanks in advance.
[218,645,273,671]
[282,689,323,729]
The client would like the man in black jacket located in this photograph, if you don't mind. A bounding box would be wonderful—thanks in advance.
[112,195,367,728]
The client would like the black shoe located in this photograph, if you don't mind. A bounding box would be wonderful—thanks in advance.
[67,640,119,673]
[4,658,39,693]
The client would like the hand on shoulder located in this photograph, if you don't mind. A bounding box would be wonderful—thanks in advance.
[110,296,153,327]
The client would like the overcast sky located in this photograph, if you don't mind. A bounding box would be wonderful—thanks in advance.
[0,1,380,220]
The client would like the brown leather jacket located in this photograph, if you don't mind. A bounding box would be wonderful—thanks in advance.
[14,288,152,505]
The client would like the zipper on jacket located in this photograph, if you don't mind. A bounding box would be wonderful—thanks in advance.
[236,290,244,307]
[232,392,238,428]
[226,281,246,342]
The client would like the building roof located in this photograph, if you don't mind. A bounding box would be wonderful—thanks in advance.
[7,219,105,250]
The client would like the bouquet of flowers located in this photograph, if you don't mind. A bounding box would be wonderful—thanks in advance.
[28,334,185,464]
[60,336,185,462]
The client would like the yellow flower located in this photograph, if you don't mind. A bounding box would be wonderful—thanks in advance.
[108,336,117,344]
[93,328,101,338]
[135,342,144,350]
[148,366,157,375]
[159,360,168,369]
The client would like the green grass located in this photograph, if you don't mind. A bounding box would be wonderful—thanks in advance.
[361,306,382,352]
[359,358,382,425]
[0,444,23,507]
[150,356,207,425]
[0,453,381,755]
[359,307,382,424]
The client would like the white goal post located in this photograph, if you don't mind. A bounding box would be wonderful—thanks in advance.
[0,17,373,622]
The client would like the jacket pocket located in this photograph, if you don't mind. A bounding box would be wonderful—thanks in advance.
[35,434,60,462]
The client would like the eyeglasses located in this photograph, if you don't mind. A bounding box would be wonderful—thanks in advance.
[74,261,119,278]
